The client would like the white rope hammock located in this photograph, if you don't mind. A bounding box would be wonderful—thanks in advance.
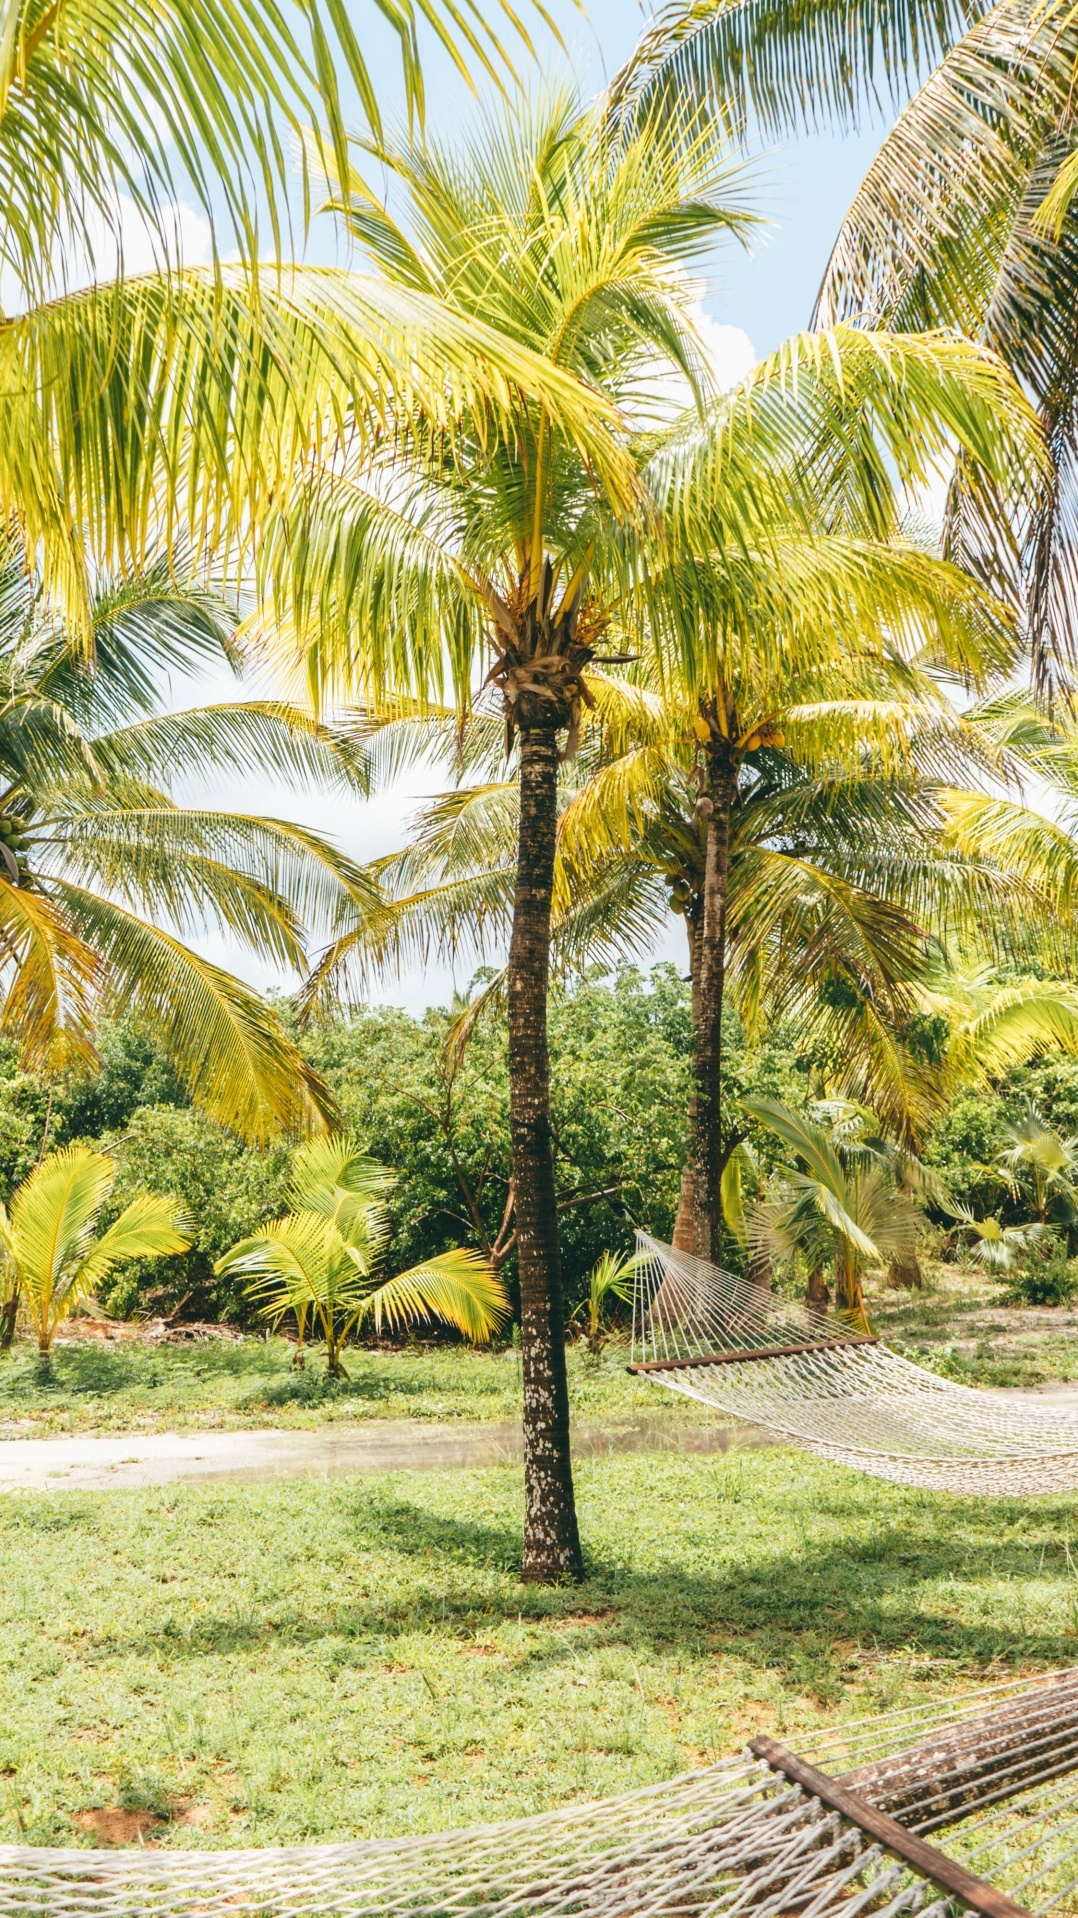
[5,1667,1078,1917]
[629,1235,1078,1496]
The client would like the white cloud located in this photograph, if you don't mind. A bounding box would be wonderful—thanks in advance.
[693,308,757,389]
[1,194,212,315]
[630,291,756,428]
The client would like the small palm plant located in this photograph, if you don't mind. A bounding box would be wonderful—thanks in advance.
[0,1147,192,1360]
[570,1251,641,1358]
[745,1097,926,1332]
[953,1211,1046,1275]
[999,1108,1078,1227]
[216,1139,507,1376]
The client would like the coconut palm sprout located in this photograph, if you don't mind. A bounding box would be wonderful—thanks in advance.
[0,1146,191,1358]
[216,1139,508,1376]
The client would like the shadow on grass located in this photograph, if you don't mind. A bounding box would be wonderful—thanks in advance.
[106,1483,1078,1679]
[0,1341,286,1402]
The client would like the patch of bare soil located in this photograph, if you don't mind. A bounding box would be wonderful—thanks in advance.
[71,1807,164,1843]
[53,1318,243,1347]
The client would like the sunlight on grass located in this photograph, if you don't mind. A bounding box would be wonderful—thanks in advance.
[0,1450,1074,1847]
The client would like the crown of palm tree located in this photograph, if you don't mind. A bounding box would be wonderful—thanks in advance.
[0,536,381,1138]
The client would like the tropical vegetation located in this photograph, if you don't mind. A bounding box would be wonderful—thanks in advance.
[0,1144,190,1359]
[215,1137,507,1375]
[6,0,1078,1608]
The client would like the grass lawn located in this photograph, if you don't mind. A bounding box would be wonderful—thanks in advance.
[1,1262,1076,1437]
[0,1340,694,1437]
[0,1450,1075,1848]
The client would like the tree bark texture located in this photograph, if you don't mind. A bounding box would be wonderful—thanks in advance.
[509,725,583,1583]
[0,1292,16,1349]
[691,747,738,1263]
[805,1265,830,1313]
[673,916,702,1252]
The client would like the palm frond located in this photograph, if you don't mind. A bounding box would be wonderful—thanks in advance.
[604,0,969,142]
[365,1248,507,1341]
[53,881,335,1139]
[76,1193,192,1290]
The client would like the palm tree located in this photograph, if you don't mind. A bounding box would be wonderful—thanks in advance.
[215,1138,507,1376]
[569,1250,641,1357]
[258,88,758,1582]
[0,1145,191,1359]
[637,328,1046,1263]
[0,537,378,1137]
[262,77,1041,1578]
[999,1107,1078,1226]
[953,1210,1046,1275]
[745,1095,925,1327]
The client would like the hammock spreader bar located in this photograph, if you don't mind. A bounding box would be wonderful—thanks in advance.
[627,1336,877,1372]
[750,1737,1032,1918]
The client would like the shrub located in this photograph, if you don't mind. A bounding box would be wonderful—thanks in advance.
[999,1233,1078,1307]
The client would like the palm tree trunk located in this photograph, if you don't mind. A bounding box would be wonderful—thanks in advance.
[691,746,738,1262]
[805,1265,829,1313]
[509,724,583,1584]
[837,1250,867,1326]
[673,916,702,1252]
[0,1290,17,1349]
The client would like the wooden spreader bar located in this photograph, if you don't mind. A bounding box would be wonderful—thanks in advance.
[627,1336,878,1375]
[748,1736,1032,1918]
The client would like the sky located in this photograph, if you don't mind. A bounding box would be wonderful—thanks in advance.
[110,1,895,1015]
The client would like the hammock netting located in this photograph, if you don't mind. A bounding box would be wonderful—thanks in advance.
[629,1235,1078,1496]
[5,1668,1078,1917]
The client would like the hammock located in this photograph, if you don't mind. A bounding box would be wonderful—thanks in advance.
[629,1235,1078,1496]
[4,1666,1078,1917]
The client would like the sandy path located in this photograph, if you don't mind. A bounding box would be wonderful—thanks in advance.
[2,1381,1075,1493]
[0,1416,751,1492]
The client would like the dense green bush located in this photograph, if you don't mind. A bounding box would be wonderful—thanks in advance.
[93,1109,292,1321]
[999,1233,1078,1307]
[304,965,699,1305]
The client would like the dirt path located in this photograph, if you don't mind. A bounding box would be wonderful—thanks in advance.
[2,1381,1076,1492]
[0,1416,761,1492]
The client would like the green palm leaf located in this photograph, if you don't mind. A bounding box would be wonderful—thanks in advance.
[4,1143,190,1350]
[53,882,334,1138]
[604,0,969,141]
[363,1249,508,1341]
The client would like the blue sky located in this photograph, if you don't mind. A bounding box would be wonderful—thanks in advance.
[169,2,899,1010]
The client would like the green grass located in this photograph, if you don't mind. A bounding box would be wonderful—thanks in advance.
[0,1260,1074,1439]
[0,1450,1074,1847]
[873,1265,1078,1387]
[0,1339,690,1436]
